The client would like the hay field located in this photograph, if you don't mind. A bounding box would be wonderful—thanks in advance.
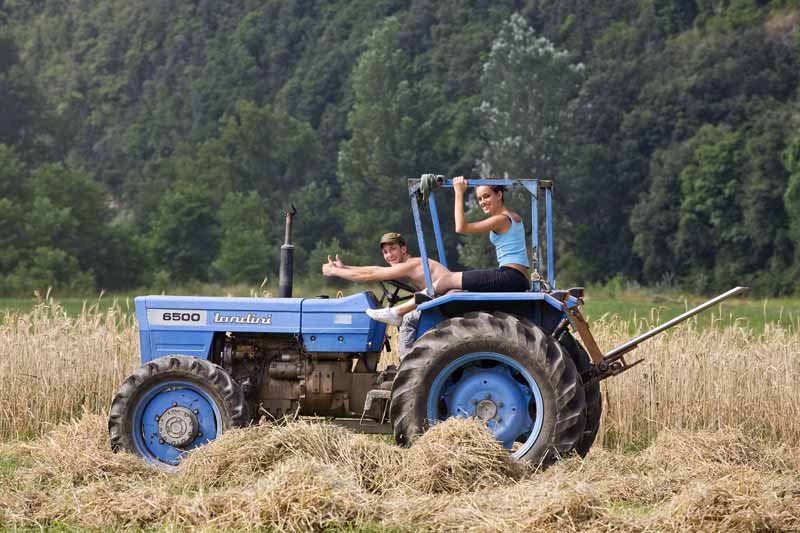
[1,299,799,531]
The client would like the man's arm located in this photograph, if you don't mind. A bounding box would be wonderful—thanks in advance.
[323,259,416,282]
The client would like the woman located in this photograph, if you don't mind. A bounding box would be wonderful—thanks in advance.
[366,176,529,326]
[433,176,530,294]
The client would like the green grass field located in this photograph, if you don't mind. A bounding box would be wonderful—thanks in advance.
[2,283,798,333]
[581,286,800,333]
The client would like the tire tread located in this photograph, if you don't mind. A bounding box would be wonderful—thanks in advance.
[391,312,586,466]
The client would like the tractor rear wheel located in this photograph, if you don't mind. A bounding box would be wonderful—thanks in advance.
[391,312,586,467]
[560,332,602,457]
[109,355,248,469]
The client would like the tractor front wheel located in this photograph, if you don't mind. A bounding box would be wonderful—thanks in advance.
[391,312,586,467]
[108,355,248,468]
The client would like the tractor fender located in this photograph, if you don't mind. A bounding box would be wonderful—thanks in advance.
[414,292,579,341]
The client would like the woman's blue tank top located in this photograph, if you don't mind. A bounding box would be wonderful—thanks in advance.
[490,216,530,268]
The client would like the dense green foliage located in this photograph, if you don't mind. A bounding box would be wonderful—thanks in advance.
[1,0,799,295]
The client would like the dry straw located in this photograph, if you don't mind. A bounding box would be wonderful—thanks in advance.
[176,419,403,490]
[1,414,798,531]
[1,299,800,530]
[399,416,526,494]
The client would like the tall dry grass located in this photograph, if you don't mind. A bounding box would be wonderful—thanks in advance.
[0,297,138,439]
[592,313,800,449]
[0,298,798,449]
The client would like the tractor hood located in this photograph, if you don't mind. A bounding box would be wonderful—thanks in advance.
[134,292,386,362]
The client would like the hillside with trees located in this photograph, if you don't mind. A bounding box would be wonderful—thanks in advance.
[1,0,798,295]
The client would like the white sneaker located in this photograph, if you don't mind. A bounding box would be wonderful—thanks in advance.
[366,307,402,326]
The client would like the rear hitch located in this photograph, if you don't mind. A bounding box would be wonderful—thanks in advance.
[564,286,749,384]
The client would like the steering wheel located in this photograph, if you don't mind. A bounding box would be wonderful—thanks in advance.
[379,279,418,307]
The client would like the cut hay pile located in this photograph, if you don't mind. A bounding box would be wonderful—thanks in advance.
[1,414,798,532]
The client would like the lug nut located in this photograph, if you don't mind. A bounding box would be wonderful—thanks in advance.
[498,402,504,408]
[193,409,199,415]
[470,399,478,405]
[484,393,491,400]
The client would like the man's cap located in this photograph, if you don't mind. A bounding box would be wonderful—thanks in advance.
[379,232,406,248]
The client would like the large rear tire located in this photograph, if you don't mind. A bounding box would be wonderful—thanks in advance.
[391,312,586,467]
[560,332,602,457]
[109,355,248,469]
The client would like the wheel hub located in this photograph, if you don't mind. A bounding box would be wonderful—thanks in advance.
[475,399,498,420]
[157,406,199,448]
[439,364,535,448]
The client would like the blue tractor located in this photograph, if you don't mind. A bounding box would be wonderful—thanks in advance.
[109,177,745,468]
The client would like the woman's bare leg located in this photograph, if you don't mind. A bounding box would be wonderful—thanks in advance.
[433,272,463,294]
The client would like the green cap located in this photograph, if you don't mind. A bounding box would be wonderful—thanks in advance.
[379,232,406,248]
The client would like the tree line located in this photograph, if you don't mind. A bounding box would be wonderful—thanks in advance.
[1,0,799,296]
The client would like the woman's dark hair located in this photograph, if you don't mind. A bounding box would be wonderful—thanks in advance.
[481,177,506,201]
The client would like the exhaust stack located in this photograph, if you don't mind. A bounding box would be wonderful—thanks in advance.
[278,205,297,298]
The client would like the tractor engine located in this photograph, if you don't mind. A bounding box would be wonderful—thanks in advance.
[212,332,392,421]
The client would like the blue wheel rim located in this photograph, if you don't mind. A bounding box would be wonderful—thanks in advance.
[426,352,544,458]
[131,380,222,466]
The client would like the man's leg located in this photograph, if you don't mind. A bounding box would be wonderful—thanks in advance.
[367,295,419,326]
[398,310,420,361]
[395,299,417,315]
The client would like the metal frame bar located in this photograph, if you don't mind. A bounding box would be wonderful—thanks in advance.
[408,177,548,295]
[411,194,435,295]
[521,181,540,291]
[544,184,555,289]
[409,179,524,192]
[428,192,448,268]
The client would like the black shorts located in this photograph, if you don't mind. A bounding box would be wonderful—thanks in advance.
[461,266,530,292]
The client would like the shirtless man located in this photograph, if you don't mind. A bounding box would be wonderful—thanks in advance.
[321,232,449,359]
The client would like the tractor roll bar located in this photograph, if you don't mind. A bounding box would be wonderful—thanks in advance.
[408,177,552,295]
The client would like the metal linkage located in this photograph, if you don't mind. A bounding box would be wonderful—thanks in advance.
[603,286,749,361]
[561,302,605,365]
[570,286,749,383]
